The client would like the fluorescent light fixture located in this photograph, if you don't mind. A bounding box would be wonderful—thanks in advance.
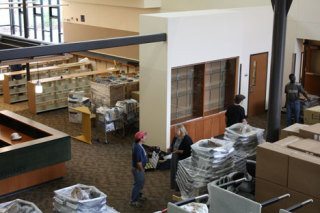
[0,70,4,81]
[35,80,43,93]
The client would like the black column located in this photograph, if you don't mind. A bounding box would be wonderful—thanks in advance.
[22,0,29,39]
[22,0,31,81]
[266,0,293,142]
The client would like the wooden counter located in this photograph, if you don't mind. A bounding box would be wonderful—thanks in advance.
[0,110,71,196]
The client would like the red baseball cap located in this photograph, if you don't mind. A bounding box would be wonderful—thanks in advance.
[135,131,147,141]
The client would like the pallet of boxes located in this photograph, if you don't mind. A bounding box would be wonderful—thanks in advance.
[256,123,320,213]
[90,79,126,110]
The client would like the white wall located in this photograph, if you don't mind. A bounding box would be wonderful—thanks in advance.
[281,0,320,104]
[62,0,159,32]
[64,0,161,8]
[140,7,273,150]
[161,0,269,12]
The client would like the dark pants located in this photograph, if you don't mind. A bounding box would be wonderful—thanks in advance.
[131,168,145,202]
[170,153,179,190]
[286,100,300,126]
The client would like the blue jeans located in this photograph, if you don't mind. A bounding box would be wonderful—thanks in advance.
[131,168,145,202]
[286,100,300,126]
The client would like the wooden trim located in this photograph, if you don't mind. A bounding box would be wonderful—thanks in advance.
[5,61,92,76]
[73,52,138,68]
[27,82,36,114]
[29,70,112,84]
[0,163,66,196]
[2,75,11,104]
[0,53,73,68]
[0,110,69,153]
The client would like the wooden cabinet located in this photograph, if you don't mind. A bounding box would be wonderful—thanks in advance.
[302,41,320,96]
[170,57,237,143]
[170,111,226,143]
[27,70,109,114]
[2,61,92,104]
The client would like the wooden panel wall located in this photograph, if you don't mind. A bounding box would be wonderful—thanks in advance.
[170,111,226,144]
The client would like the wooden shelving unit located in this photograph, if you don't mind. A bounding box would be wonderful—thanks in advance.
[27,70,111,114]
[2,61,92,104]
[170,57,238,142]
[0,54,73,95]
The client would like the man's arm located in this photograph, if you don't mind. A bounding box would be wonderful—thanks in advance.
[299,85,310,101]
[136,162,144,172]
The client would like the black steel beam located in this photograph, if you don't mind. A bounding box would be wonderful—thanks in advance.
[266,0,292,142]
[0,33,167,61]
[23,0,29,38]
[57,0,62,42]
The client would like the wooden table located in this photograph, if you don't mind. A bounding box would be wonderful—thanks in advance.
[72,106,94,144]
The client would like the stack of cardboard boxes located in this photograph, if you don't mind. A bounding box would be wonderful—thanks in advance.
[256,123,320,213]
[304,106,320,125]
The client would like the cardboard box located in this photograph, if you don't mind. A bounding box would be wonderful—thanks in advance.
[287,139,320,156]
[131,91,139,102]
[68,109,82,123]
[274,136,302,147]
[256,178,320,213]
[288,151,320,199]
[299,123,320,141]
[280,123,309,139]
[258,137,320,200]
[255,178,289,213]
[304,105,320,124]
[125,81,139,99]
[256,142,291,186]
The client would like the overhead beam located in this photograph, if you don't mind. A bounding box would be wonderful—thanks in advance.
[0,33,167,61]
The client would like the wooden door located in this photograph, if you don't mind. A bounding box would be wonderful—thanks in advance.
[248,53,268,117]
[302,43,320,96]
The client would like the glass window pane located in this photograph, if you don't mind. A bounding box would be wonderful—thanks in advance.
[171,66,194,121]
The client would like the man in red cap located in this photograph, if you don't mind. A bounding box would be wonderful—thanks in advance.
[130,131,148,207]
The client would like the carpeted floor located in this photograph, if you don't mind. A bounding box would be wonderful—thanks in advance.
[0,98,286,213]
[0,98,174,213]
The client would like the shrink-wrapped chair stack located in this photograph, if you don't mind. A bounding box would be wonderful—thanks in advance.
[224,123,264,157]
[176,138,235,198]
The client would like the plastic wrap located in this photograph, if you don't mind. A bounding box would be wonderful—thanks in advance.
[224,123,264,157]
[180,203,208,213]
[176,138,235,198]
[53,184,118,213]
[115,99,138,114]
[0,199,42,213]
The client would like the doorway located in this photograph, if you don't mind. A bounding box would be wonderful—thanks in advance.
[248,52,268,117]
[302,40,320,96]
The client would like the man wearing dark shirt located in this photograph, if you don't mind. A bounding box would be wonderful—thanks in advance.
[285,74,309,126]
[130,131,148,207]
[226,94,246,127]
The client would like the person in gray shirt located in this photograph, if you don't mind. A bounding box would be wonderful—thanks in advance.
[285,74,309,126]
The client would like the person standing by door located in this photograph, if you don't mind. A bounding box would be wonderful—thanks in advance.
[226,94,247,127]
[130,131,148,208]
[285,74,310,126]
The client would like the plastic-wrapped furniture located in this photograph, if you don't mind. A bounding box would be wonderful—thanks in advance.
[208,180,290,213]
[0,199,42,213]
[53,184,118,213]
